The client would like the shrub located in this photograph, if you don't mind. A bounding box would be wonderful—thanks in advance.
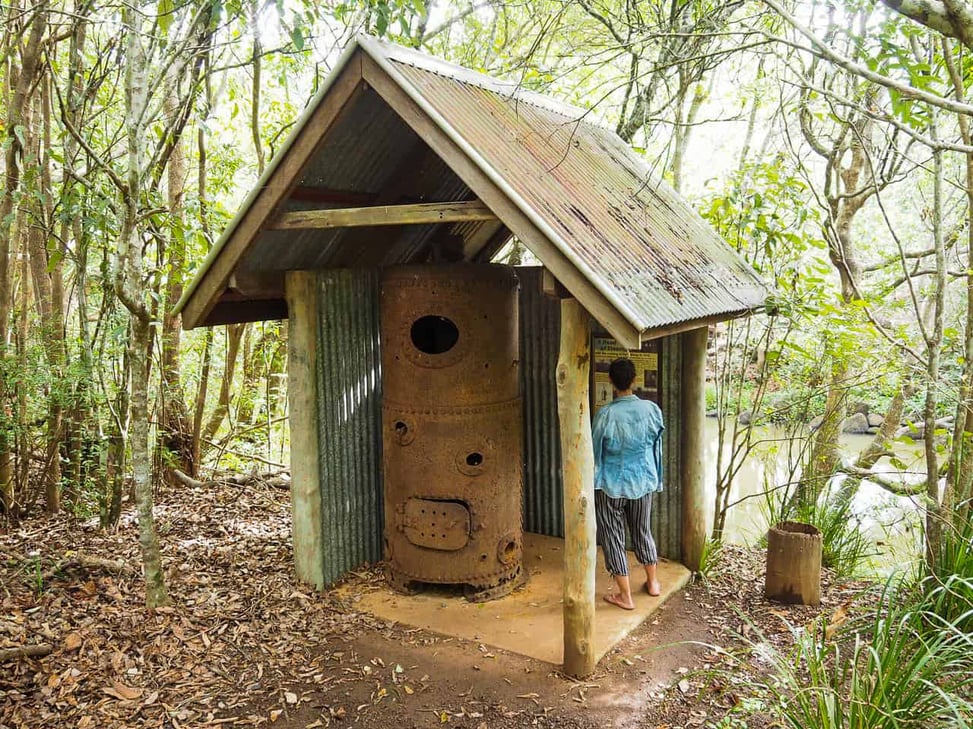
[748,577,973,728]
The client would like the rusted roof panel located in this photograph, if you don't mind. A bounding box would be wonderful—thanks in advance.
[177,35,766,333]
[371,41,767,333]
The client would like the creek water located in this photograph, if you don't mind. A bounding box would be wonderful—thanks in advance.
[703,418,927,574]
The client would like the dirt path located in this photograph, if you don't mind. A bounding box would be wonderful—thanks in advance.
[0,481,853,729]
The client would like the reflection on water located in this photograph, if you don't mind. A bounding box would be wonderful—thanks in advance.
[705,418,926,574]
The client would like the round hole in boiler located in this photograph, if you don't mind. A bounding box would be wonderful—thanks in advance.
[480,553,488,561]
[466,452,483,467]
[394,421,408,435]
[503,541,517,560]
[410,315,459,354]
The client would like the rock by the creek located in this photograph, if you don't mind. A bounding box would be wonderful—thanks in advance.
[841,413,871,434]
[867,413,885,428]
[848,401,870,416]
[809,415,824,431]
[738,410,753,426]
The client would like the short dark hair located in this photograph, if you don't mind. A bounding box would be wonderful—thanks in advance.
[608,358,636,390]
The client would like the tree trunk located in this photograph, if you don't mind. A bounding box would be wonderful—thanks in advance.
[201,323,245,444]
[27,78,65,513]
[157,91,195,481]
[944,41,973,525]
[130,311,169,607]
[557,299,596,679]
[0,2,48,517]
[117,5,168,608]
[923,134,946,567]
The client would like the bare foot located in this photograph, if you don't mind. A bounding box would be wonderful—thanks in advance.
[646,581,661,597]
[604,593,635,610]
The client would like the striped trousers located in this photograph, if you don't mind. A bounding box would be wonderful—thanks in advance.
[594,489,658,576]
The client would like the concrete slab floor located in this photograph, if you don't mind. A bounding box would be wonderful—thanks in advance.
[339,532,692,667]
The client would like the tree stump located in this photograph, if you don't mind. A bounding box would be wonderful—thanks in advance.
[765,521,822,606]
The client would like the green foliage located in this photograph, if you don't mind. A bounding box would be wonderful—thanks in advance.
[923,511,973,632]
[761,486,873,579]
[699,538,723,580]
[754,578,973,728]
[801,495,875,580]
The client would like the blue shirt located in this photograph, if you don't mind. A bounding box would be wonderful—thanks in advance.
[592,395,665,499]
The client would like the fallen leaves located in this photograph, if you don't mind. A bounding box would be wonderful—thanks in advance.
[101,682,143,701]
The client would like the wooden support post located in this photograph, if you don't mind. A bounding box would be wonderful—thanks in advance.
[681,326,708,573]
[285,271,326,588]
[557,299,596,678]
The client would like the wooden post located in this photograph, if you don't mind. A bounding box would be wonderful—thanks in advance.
[557,299,596,678]
[285,271,326,588]
[681,326,708,573]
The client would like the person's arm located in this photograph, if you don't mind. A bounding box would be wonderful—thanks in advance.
[653,424,664,482]
[652,407,665,484]
[591,407,608,471]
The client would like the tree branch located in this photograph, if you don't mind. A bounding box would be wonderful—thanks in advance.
[881,0,963,38]
[763,0,973,116]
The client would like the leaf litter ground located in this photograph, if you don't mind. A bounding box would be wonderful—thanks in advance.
[0,481,868,728]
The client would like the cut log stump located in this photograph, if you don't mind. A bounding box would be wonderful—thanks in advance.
[765,521,822,606]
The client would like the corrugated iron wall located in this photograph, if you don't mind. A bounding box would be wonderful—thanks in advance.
[655,337,682,560]
[314,270,384,584]
[516,267,683,560]
[519,268,564,537]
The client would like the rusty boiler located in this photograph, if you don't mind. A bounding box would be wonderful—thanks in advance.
[381,264,525,601]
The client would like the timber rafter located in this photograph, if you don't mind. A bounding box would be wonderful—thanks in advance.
[267,200,496,230]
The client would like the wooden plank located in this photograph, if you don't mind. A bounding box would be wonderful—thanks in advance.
[680,325,708,573]
[541,268,572,299]
[181,59,365,329]
[464,220,510,261]
[285,271,326,589]
[227,271,285,298]
[639,310,748,343]
[331,138,442,268]
[268,200,496,230]
[360,56,641,349]
[556,299,596,678]
[205,299,287,326]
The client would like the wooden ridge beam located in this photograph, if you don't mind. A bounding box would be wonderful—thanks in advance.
[267,200,496,230]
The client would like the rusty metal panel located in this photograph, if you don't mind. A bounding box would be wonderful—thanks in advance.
[518,267,564,538]
[655,335,683,560]
[376,42,768,334]
[314,269,384,585]
[381,265,525,601]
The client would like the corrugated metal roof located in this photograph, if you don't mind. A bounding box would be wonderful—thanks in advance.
[177,34,768,336]
[367,37,767,333]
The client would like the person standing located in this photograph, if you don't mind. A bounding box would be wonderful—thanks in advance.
[592,357,665,610]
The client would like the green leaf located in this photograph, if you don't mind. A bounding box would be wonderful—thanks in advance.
[290,25,305,51]
[158,0,174,37]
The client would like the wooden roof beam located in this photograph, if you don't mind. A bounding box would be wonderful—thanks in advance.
[267,200,496,230]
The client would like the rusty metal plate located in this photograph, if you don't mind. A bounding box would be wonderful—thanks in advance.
[399,498,471,551]
[381,264,525,600]
[381,264,520,406]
